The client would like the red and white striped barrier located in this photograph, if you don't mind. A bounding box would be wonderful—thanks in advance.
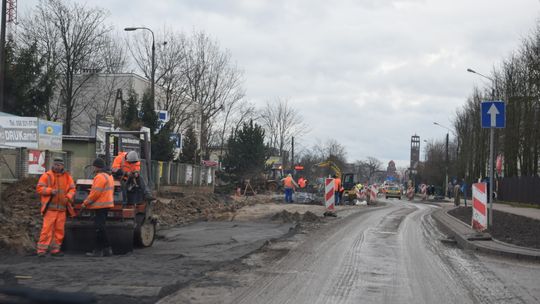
[369,185,377,203]
[472,183,488,231]
[325,178,335,211]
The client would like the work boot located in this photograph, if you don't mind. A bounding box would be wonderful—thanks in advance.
[103,247,113,257]
[85,249,103,257]
[37,252,46,258]
[51,251,64,257]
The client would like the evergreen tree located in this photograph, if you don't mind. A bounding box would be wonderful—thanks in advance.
[4,41,51,117]
[140,90,158,134]
[122,89,140,130]
[152,122,175,161]
[179,126,198,164]
[224,120,266,178]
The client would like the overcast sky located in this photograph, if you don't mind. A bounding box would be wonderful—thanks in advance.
[21,0,540,167]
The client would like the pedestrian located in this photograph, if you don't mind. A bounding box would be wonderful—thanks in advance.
[453,182,461,207]
[112,150,154,204]
[281,173,298,203]
[82,158,115,257]
[461,178,468,207]
[447,181,453,198]
[36,158,76,257]
[334,175,342,205]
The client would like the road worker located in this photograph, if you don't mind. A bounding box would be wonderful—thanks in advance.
[334,175,343,205]
[81,158,115,257]
[112,150,153,203]
[281,173,299,203]
[36,158,76,257]
[298,176,307,190]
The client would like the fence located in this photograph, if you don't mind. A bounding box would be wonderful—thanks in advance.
[0,148,215,191]
[498,176,540,205]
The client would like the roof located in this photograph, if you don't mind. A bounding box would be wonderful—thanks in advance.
[63,135,96,143]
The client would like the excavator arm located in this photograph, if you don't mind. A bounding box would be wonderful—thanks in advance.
[314,161,342,178]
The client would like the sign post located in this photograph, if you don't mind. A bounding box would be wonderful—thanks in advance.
[481,100,505,228]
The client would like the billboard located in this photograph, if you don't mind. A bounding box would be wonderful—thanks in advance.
[38,119,63,151]
[28,150,46,175]
[0,117,39,148]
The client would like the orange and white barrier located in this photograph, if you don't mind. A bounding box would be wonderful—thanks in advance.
[325,178,335,210]
[472,183,487,231]
[369,185,377,203]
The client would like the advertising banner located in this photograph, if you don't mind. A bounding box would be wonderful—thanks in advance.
[28,150,46,175]
[0,117,38,148]
[38,119,63,151]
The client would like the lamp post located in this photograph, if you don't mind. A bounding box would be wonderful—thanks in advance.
[124,27,155,109]
[467,67,495,228]
[433,122,451,199]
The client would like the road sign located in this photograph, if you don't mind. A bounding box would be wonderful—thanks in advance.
[472,183,488,231]
[481,101,505,128]
[325,178,335,210]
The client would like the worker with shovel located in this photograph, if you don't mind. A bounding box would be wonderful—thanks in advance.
[36,158,76,257]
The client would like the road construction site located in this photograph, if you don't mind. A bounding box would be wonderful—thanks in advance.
[2,187,540,304]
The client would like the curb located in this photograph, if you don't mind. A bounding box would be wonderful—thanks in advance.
[432,208,540,261]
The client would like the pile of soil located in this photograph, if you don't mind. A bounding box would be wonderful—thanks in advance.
[448,206,540,249]
[153,194,267,226]
[0,178,41,254]
[271,210,321,223]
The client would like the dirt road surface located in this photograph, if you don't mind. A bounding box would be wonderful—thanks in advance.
[160,199,540,304]
[0,201,356,303]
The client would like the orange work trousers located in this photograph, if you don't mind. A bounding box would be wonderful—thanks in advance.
[37,210,66,254]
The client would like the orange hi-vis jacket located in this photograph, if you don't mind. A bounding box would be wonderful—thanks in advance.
[283,176,295,189]
[82,172,115,209]
[298,178,306,188]
[335,178,343,192]
[37,170,76,215]
[112,152,141,174]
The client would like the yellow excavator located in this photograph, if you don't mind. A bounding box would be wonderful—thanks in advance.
[314,160,357,203]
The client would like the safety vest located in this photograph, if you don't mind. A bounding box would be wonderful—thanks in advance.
[112,152,141,174]
[36,170,76,215]
[335,178,342,192]
[283,176,295,189]
[298,178,306,188]
[83,173,115,209]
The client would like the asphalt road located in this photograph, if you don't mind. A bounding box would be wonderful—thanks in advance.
[222,199,540,304]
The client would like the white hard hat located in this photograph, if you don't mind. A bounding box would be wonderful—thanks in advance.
[126,151,140,163]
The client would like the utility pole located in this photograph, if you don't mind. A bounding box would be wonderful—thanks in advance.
[0,0,7,112]
[291,136,295,170]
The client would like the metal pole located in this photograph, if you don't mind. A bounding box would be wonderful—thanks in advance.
[291,136,294,169]
[0,0,7,112]
[488,127,494,228]
[151,35,155,110]
[445,132,449,198]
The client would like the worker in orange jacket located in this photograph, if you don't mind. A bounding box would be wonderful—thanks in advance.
[334,175,343,205]
[298,176,307,190]
[281,174,299,203]
[112,150,153,203]
[81,158,115,257]
[36,158,76,257]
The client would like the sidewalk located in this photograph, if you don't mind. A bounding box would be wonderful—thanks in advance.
[432,205,540,261]
[492,203,540,220]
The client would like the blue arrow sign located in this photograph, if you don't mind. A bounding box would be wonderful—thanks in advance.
[481,101,505,128]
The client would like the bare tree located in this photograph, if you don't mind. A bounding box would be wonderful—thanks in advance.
[216,99,256,159]
[182,31,244,160]
[127,28,193,132]
[260,98,307,156]
[20,0,111,134]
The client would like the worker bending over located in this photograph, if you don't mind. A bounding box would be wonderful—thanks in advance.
[112,150,153,203]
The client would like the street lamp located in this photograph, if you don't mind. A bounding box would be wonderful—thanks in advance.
[467,67,496,228]
[124,27,155,109]
[433,122,451,199]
